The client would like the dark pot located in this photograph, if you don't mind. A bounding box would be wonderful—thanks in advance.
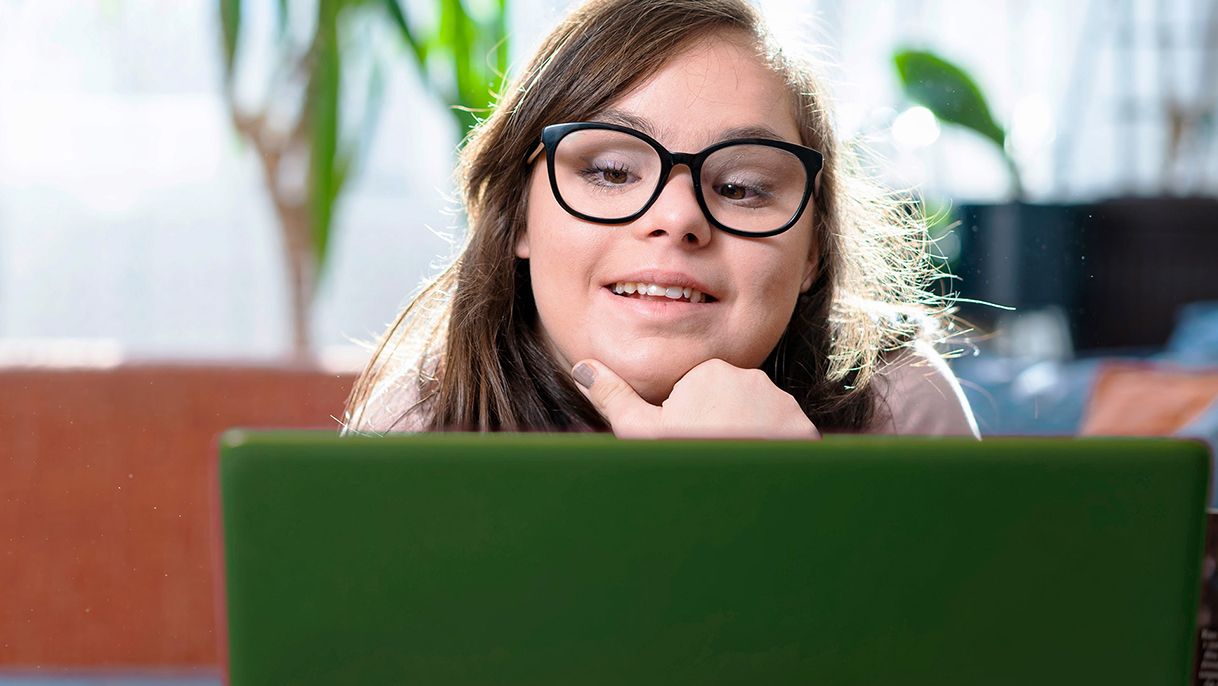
[952,198,1218,351]
[953,202,1083,336]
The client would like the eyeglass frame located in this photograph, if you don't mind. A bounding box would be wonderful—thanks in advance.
[525,121,825,238]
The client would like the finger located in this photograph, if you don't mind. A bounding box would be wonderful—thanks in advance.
[571,359,660,437]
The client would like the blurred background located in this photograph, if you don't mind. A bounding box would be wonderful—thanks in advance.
[2,0,1217,680]
[0,0,1215,419]
[0,0,1211,352]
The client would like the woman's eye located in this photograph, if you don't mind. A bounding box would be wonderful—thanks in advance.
[718,183,750,200]
[579,164,635,186]
[716,182,765,201]
[602,168,629,184]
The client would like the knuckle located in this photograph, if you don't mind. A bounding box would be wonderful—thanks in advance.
[746,367,771,383]
[688,358,727,380]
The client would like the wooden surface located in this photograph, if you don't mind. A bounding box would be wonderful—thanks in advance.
[0,363,356,668]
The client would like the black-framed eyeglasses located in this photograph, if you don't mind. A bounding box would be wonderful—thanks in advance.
[525,122,823,238]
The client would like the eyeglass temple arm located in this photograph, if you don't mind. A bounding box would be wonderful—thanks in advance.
[526,141,544,165]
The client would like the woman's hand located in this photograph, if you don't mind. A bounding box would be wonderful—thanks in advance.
[571,358,821,439]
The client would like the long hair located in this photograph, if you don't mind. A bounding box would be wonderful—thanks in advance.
[343,0,949,433]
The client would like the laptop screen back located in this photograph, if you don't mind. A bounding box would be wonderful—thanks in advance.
[219,433,1208,685]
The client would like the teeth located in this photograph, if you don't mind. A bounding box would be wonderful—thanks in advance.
[611,282,708,303]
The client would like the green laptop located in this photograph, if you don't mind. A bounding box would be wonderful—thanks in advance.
[217,432,1209,685]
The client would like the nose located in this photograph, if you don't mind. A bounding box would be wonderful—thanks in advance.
[630,166,712,247]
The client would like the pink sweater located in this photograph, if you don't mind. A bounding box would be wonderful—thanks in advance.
[862,339,979,438]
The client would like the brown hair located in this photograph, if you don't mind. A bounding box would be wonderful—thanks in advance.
[343,0,948,433]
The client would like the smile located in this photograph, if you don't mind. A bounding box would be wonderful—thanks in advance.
[610,282,716,304]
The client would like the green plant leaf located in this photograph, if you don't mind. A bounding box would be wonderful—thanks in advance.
[492,0,508,85]
[381,0,428,67]
[894,48,1023,198]
[444,0,476,134]
[219,0,242,82]
[460,0,507,135]
[893,49,1005,149]
[309,0,342,279]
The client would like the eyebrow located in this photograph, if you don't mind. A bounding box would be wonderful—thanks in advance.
[590,108,793,147]
[589,109,658,135]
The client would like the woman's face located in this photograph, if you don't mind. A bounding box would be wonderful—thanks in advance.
[518,34,818,405]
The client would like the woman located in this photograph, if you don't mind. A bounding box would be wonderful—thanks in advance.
[343,0,978,439]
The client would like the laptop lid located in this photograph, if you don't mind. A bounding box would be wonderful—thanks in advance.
[218,432,1209,685]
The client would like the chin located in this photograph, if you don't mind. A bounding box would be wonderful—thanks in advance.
[602,353,702,405]
[628,377,681,406]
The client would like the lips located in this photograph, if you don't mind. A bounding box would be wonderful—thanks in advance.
[611,281,710,303]
[603,271,719,304]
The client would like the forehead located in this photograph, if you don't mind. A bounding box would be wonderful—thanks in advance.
[597,34,802,149]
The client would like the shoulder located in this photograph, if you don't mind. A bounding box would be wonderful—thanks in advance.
[340,287,453,436]
[863,338,980,438]
[341,352,441,435]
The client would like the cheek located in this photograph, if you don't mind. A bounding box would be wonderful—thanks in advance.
[750,259,805,335]
[524,209,604,284]
[521,174,611,362]
[523,164,612,285]
[740,227,816,304]
[728,231,816,358]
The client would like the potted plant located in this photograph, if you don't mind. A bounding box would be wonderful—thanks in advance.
[219,0,508,361]
[893,49,1082,350]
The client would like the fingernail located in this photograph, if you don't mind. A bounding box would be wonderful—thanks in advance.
[572,363,596,389]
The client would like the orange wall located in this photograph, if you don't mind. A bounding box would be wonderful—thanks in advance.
[0,364,355,668]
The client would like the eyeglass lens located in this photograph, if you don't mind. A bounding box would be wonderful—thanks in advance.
[552,128,807,234]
